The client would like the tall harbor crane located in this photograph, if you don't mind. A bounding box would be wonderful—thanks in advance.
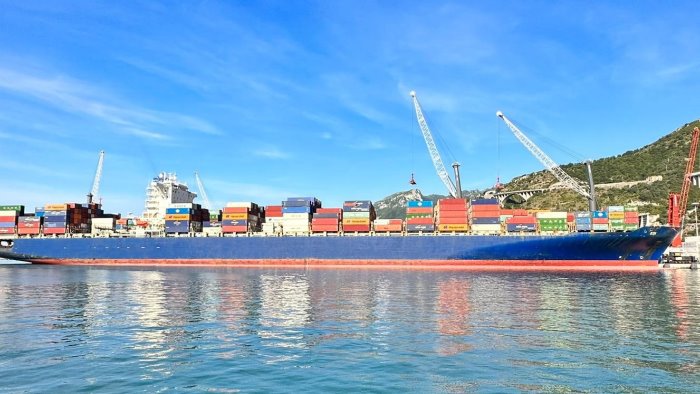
[194,171,212,211]
[410,91,463,198]
[668,126,700,229]
[496,111,597,211]
[87,150,105,205]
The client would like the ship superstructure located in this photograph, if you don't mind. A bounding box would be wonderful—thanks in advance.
[142,173,197,229]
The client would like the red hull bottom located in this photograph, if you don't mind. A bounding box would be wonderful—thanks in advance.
[30,258,661,271]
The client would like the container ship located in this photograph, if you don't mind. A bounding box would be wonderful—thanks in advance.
[0,173,678,269]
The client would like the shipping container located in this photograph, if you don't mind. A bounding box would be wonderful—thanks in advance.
[406,224,435,232]
[43,228,67,235]
[0,216,17,223]
[312,218,340,225]
[437,217,469,224]
[437,224,469,232]
[342,225,371,232]
[592,211,608,219]
[343,218,371,225]
[405,217,434,225]
[0,205,24,214]
[506,223,537,232]
[222,226,248,233]
[17,228,41,235]
[472,217,500,225]
[406,207,434,214]
[437,210,469,219]
[313,213,341,219]
[407,200,433,208]
[470,198,499,205]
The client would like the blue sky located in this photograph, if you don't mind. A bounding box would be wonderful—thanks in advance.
[1,1,699,215]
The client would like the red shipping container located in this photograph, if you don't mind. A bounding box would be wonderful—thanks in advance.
[567,213,575,223]
[222,225,248,233]
[343,225,371,232]
[592,218,608,224]
[437,217,469,224]
[512,209,529,216]
[18,228,40,235]
[317,208,342,214]
[437,211,469,219]
[471,211,501,218]
[43,228,67,235]
[0,216,17,222]
[406,207,434,214]
[624,217,638,224]
[265,211,284,218]
[18,222,39,228]
[506,216,537,224]
[223,207,249,213]
[624,212,638,218]
[312,218,340,225]
[387,219,403,225]
[470,205,500,212]
[0,228,15,234]
[374,225,403,232]
[438,198,468,205]
[312,225,339,232]
[406,217,434,225]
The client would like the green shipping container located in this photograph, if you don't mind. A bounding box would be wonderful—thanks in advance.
[406,213,433,219]
[0,205,24,214]
[624,206,638,212]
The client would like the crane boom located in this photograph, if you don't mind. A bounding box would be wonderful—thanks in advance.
[87,150,105,205]
[496,111,594,203]
[670,127,700,228]
[410,91,458,198]
[194,171,212,211]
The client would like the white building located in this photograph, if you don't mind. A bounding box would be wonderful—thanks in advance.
[142,172,197,228]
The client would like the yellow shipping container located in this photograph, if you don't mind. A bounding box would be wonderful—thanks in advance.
[45,204,68,211]
[165,214,190,220]
[223,213,247,220]
[438,224,470,231]
[342,218,371,225]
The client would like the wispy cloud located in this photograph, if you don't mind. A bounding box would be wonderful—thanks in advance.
[253,146,292,159]
[0,66,221,140]
[205,179,295,204]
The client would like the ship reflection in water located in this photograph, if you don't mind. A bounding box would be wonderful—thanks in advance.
[0,265,698,392]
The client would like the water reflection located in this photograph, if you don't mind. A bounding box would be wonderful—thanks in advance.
[1,266,700,392]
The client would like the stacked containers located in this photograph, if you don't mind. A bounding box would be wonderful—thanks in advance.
[312,208,342,232]
[624,206,639,231]
[592,210,609,232]
[67,203,91,234]
[43,204,69,235]
[342,201,375,232]
[406,200,434,232]
[536,211,568,233]
[18,214,41,235]
[206,210,221,228]
[607,206,625,231]
[0,205,23,235]
[282,197,320,234]
[222,202,262,234]
[436,198,469,232]
[262,205,283,234]
[374,219,403,232]
[505,210,537,233]
[164,203,204,234]
[470,199,501,234]
[574,211,592,232]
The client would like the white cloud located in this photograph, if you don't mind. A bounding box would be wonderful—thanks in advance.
[253,146,292,159]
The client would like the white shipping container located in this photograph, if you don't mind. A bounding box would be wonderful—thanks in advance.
[343,211,371,218]
[169,203,196,209]
[374,219,391,225]
[283,213,311,219]
[536,211,567,219]
[470,224,501,233]
[226,202,255,208]
[0,210,18,217]
[607,206,624,212]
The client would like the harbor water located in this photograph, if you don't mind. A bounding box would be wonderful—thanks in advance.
[0,265,699,392]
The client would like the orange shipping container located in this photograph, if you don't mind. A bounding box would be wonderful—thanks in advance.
[222,225,247,233]
[312,218,340,225]
[406,217,434,225]
[374,225,403,232]
[312,225,339,232]
[223,213,248,220]
[343,218,371,225]
[470,205,500,212]
[165,214,190,220]
[437,217,469,224]
[44,204,68,211]
[317,208,342,214]
[438,198,468,206]
[438,224,470,231]
[406,207,434,214]
[223,207,249,213]
[18,228,41,235]
[437,211,469,219]
[471,211,501,218]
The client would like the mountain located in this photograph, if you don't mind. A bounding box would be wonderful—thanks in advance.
[374,120,700,222]
[374,189,484,219]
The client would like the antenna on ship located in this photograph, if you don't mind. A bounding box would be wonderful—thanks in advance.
[87,150,105,206]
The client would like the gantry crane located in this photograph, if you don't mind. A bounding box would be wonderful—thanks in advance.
[410,91,462,198]
[497,112,597,211]
[194,171,212,211]
[668,127,700,229]
[87,150,105,206]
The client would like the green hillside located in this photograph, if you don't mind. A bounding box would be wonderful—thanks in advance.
[500,120,700,221]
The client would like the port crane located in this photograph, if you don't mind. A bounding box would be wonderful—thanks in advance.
[194,171,212,211]
[410,91,463,198]
[496,111,597,211]
[87,150,105,206]
[668,126,700,232]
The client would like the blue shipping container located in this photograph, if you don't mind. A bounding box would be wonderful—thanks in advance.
[471,217,500,225]
[0,222,15,228]
[406,224,435,231]
[343,201,373,212]
[407,201,433,208]
[222,219,248,226]
[34,212,45,218]
[44,215,68,222]
[506,224,537,232]
[313,213,340,219]
[593,211,608,219]
[283,206,313,214]
[471,198,499,205]
[44,210,69,217]
[44,221,67,228]
[166,208,191,214]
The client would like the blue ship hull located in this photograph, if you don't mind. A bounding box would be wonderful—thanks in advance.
[0,227,677,269]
